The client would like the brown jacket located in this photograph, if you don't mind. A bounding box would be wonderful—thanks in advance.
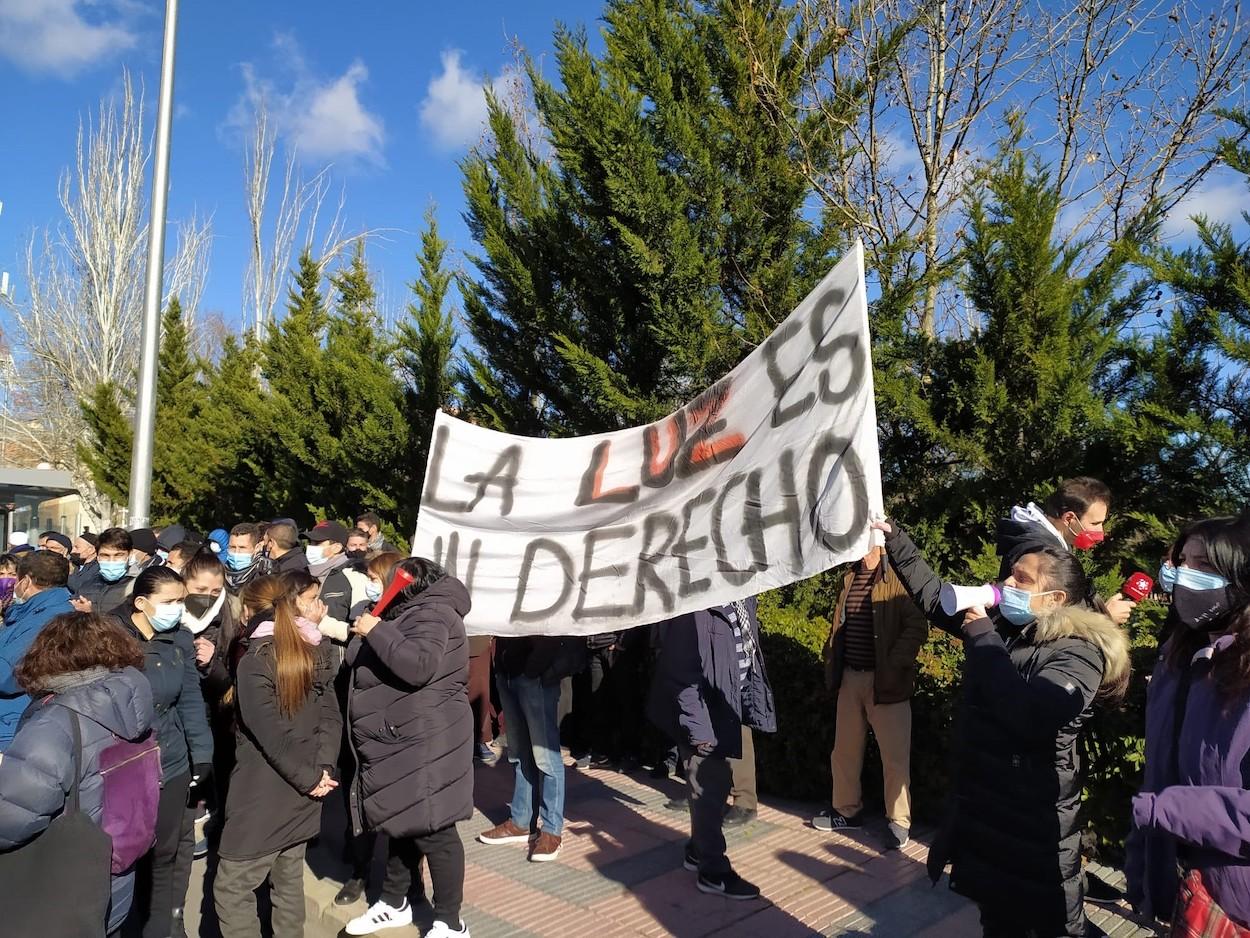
[824,563,929,704]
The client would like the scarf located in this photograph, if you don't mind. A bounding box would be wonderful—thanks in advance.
[38,666,111,695]
[307,552,348,583]
[225,558,263,592]
[250,617,322,645]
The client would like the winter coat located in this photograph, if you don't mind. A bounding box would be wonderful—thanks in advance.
[267,550,308,577]
[647,597,777,759]
[824,564,929,704]
[347,576,473,839]
[315,565,369,645]
[116,613,213,781]
[495,635,588,686]
[218,631,341,861]
[883,524,1128,936]
[0,667,155,933]
[1125,640,1250,927]
[74,569,133,616]
[0,586,74,750]
[995,502,1068,580]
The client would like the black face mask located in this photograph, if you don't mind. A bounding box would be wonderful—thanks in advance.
[346,549,367,561]
[1173,584,1235,631]
[69,552,84,567]
[184,594,219,618]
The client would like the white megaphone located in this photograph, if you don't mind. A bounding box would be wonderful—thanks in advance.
[940,583,1003,616]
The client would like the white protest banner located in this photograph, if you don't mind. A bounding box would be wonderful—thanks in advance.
[414,240,883,636]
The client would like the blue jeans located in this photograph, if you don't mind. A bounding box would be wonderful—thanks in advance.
[496,674,565,836]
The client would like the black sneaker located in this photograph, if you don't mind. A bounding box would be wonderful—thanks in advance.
[683,843,699,872]
[697,870,761,900]
[723,805,757,827]
[664,793,690,811]
[811,809,862,832]
[1084,871,1123,905]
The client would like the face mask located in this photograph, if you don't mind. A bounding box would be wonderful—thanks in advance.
[306,545,327,565]
[182,592,226,635]
[225,551,255,572]
[365,580,383,603]
[998,584,1038,625]
[69,552,83,567]
[1173,566,1233,631]
[145,601,185,632]
[1066,519,1105,551]
[1159,562,1177,594]
[347,549,367,561]
[156,549,169,563]
[5,577,24,605]
[99,560,128,582]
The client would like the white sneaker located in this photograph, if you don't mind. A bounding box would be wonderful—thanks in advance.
[345,899,413,935]
[427,921,471,938]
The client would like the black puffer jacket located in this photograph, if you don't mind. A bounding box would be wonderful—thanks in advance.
[116,613,213,782]
[219,627,341,861]
[347,576,473,839]
[883,525,1128,936]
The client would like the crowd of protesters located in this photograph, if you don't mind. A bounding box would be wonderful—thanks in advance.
[0,488,1245,938]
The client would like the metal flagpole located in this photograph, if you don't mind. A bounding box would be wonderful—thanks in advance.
[128,0,179,529]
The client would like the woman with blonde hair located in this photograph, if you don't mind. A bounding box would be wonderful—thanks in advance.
[213,576,341,938]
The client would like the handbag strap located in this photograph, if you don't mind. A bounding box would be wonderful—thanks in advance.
[52,704,85,816]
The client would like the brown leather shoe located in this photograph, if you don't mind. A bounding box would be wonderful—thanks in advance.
[528,831,562,862]
[478,819,532,845]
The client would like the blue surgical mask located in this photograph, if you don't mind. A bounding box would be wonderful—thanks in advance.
[306,545,326,565]
[99,560,128,582]
[1159,562,1177,594]
[225,551,254,572]
[146,601,184,632]
[1175,566,1229,592]
[999,584,1040,626]
[365,581,382,603]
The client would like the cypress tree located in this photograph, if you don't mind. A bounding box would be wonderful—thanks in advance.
[396,207,459,531]
[79,382,131,506]
[460,0,842,435]
[319,241,408,522]
[149,297,213,523]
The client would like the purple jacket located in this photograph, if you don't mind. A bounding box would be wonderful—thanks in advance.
[1125,643,1250,927]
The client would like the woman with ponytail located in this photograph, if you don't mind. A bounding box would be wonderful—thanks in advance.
[1127,516,1250,932]
[213,576,341,938]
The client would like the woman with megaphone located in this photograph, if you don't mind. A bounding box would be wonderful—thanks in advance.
[872,520,1129,938]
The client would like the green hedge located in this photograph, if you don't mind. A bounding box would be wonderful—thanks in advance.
[755,590,1159,858]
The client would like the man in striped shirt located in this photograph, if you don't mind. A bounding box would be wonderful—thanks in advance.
[814,546,928,850]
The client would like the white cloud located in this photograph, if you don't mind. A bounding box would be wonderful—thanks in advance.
[419,49,515,152]
[230,36,385,165]
[1163,175,1250,240]
[0,0,136,76]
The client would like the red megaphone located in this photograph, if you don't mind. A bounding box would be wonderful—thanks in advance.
[370,567,415,618]
[1121,572,1154,603]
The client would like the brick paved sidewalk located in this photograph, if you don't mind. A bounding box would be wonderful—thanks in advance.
[278,753,1161,938]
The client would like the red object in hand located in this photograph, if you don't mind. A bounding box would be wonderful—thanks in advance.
[1121,572,1154,603]
[370,567,415,617]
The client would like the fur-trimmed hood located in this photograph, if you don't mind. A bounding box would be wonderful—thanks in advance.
[1032,603,1131,697]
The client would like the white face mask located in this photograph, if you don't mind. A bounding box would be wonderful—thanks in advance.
[306,544,326,565]
[182,591,227,636]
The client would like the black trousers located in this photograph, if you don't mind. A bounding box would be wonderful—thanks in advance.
[127,772,194,938]
[380,824,465,926]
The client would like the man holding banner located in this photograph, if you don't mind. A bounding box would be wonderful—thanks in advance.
[648,597,776,899]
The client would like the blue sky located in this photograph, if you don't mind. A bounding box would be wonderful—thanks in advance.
[0,0,602,328]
